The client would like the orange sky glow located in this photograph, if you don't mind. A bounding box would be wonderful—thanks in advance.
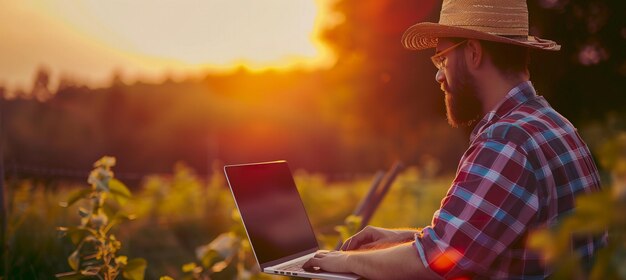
[0,0,341,90]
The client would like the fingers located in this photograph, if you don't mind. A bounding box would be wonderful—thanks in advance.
[303,251,351,274]
[341,237,362,251]
[340,228,367,251]
[341,236,366,251]
[302,252,328,271]
[340,236,353,251]
[341,226,377,251]
[302,257,319,269]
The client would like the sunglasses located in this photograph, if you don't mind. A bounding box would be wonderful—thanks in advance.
[430,40,467,70]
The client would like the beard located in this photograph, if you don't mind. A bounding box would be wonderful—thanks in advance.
[443,54,483,128]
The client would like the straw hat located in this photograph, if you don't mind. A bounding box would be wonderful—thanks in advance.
[402,0,561,51]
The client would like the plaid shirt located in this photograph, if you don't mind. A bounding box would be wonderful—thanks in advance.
[414,81,605,279]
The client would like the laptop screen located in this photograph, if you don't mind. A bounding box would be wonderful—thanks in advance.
[224,161,319,266]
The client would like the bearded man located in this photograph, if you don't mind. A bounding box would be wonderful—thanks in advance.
[303,0,606,279]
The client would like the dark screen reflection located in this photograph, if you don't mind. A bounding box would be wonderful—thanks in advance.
[225,161,319,265]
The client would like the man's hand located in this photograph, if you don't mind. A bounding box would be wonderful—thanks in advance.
[302,251,352,274]
[341,226,418,251]
[302,243,441,280]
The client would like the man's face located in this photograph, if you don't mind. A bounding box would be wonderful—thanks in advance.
[434,39,483,128]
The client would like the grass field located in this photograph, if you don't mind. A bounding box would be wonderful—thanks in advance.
[1,160,451,279]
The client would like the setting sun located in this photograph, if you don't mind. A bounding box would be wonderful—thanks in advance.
[0,0,339,89]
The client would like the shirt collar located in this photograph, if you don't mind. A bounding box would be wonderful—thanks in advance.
[469,81,538,142]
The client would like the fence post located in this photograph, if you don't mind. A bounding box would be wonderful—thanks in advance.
[358,161,404,228]
[335,161,404,250]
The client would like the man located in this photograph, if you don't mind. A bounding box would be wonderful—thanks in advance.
[303,0,606,279]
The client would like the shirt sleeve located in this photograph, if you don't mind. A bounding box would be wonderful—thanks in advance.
[414,138,540,279]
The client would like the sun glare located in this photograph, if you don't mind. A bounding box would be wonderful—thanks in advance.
[0,0,339,89]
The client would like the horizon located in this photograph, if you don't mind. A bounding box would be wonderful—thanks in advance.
[0,0,340,92]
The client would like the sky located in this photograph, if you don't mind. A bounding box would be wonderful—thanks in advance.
[0,0,339,90]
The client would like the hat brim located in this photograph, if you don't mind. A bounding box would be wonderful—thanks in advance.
[402,22,561,51]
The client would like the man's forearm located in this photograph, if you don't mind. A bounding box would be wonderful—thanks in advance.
[346,242,441,280]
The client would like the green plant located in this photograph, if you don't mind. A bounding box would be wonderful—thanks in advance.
[3,157,451,278]
[176,209,269,280]
[56,156,146,280]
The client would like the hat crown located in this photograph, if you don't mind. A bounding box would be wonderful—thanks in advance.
[439,0,529,36]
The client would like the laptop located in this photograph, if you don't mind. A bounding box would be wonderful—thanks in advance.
[224,161,361,280]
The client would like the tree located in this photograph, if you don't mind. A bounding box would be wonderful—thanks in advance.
[31,66,53,102]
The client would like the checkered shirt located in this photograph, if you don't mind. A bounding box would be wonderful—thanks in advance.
[414,81,605,279]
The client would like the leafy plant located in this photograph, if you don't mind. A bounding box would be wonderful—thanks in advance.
[176,210,267,280]
[5,157,449,278]
[56,156,146,280]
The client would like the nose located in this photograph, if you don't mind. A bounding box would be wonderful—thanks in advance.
[435,68,446,84]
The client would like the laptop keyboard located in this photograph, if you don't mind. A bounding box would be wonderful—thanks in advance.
[273,258,323,277]
[278,259,307,272]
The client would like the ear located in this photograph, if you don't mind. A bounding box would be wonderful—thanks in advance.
[464,39,483,69]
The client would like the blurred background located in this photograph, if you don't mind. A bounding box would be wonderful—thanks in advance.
[1,0,626,278]
[2,0,625,179]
